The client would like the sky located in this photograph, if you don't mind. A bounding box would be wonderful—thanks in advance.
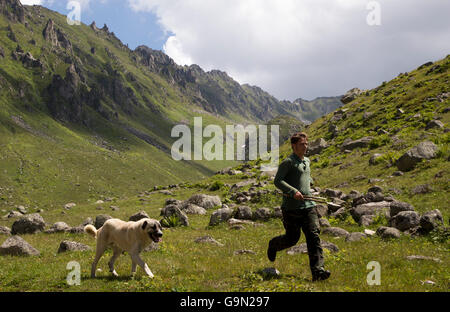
[20,0,450,101]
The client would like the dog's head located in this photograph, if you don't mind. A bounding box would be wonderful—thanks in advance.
[141,219,163,243]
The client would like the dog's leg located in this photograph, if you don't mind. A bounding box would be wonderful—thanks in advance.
[91,242,107,278]
[130,253,154,278]
[108,247,122,277]
[131,260,137,277]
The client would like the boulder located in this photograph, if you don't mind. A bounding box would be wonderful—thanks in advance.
[327,202,341,214]
[0,236,40,256]
[341,88,363,104]
[287,241,339,254]
[181,203,206,215]
[160,205,189,226]
[129,211,149,222]
[350,201,390,223]
[425,120,444,130]
[94,214,112,229]
[315,204,328,218]
[389,201,414,217]
[322,227,349,238]
[324,189,343,199]
[369,154,383,165]
[64,203,76,210]
[11,213,45,235]
[395,141,438,171]
[308,138,328,156]
[360,215,375,227]
[405,255,442,263]
[420,209,443,233]
[253,208,273,221]
[330,208,347,220]
[46,222,71,233]
[209,207,233,226]
[319,218,331,228]
[0,226,11,235]
[389,211,420,231]
[57,241,91,253]
[376,226,401,239]
[345,232,368,242]
[411,184,433,195]
[341,137,373,151]
[187,194,221,209]
[234,206,253,220]
[364,229,376,236]
[194,235,224,246]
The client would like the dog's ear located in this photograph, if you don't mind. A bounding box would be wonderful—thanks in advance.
[142,220,148,230]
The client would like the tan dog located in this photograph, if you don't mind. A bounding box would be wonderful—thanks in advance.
[84,218,163,278]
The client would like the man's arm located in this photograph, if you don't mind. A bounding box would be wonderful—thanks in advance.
[274,159,299,198]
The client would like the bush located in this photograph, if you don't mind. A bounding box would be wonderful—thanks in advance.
[209,180,224,191]
[160,215,182,228]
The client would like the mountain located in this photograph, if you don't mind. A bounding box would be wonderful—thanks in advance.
[293,96,343,123]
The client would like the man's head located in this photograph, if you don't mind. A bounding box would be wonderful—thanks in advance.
[290,132,308,157]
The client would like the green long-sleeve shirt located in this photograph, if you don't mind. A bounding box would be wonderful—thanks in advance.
[274,153,315,211]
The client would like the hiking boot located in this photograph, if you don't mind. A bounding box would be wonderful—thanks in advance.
[267,244,277,262]
[312,269,331,282]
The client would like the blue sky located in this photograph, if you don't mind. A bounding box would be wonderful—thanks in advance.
[20,0,450,101]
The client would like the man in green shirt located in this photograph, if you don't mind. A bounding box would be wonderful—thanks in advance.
[267,132,330,281]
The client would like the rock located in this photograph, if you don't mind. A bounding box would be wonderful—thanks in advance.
[160,205,189,226]
[227,218,254,226]
[364,229,376,236]
[0,226,11,235]
[129,211,149,222]
[376,226,401,239]
[260,267,280,278]
[425,120,444,130]
[57,241,91,253]
[308,138,328,156]
[327,202,342,214]
[95,200,104,204]
[317,218,330,228]
[253,208,272,221]
[350,201,391,223]
[341,137,373,151]
[234,206,253,220]
[69,226,85,234]
[324,189,343,199]
[181,203,206,215]
[234,249,256,255]
[94,214,112,229]
[229,179,256,193]
[187,194,221,209]
[330,208,347,219]
[194,235,224,246]
[345,232,367,242]
[341,88,363,104]
[420,209,443,233]
[64,203,76,210]
[411,184,433,195]
[389,201,414,217]
[396,141,438,171]
[368,186,383,194]
[11,213,45,235]
[16,206,27,214]
[322,227,349,238]
[5,211,23,218]
[229,225,246,230]
[315,204,328,218]
[0,236,40,256]
[159,190,173,195]
[360,215,375,227]
[273,206,282,219]
[389,211,420,231]
[46,222,70,233]
[405,255,442,263]
[369,154,383,165]
[165,198,182,206]
[287,241,339,255]
[82,217,94,226]
[209,207,233,226]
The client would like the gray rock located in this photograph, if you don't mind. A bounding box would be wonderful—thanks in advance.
[341,88,363,104]
[360,215,375,226]
[129,211,149,222]
[330,208,347,220]
[367,186,383,194]
[165,198,183,206]
[273,206,282,219]
[260,267,280,278]
[405,255,442,263]
[0,236,40,256]
[57,241,91,253]
[420,209,443,233]
[16,206,27,214]
[94,214,112,229]
[209,207,233,226]
[389,201,415,217]
[187,194,221,209]
[82,217,94,226]
[181,203,207,215]
[0,226,11,235]
[411,184,433,195]
[396,141,438,171]
[46,222,71,233]
[425,120,444,130]
[369,154,383,165]
[319,218,331,228]
[350,201,391,223]
[389,211,420,231]
[322,227,349,238]
[345,232,368,242]
[341,137,373,151]
[5,211,23,219]
[287,241,339,254]
[234,249,256,255]
[376,226,401,239]
[327,202,342,214]
[11,213,45,235]
[253,208,273,221]
[229,179,256,193]
[64,203,76,210]
[315,204,328,218]
[160,205,189,226]
[324,189,343,199]
[194,235,224,246]
[308,138,328,156]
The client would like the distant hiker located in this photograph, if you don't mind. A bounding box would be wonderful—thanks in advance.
[267,132,330,281]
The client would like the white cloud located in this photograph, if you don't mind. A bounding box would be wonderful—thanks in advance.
[129,0,450,100]
[20,0,43,5]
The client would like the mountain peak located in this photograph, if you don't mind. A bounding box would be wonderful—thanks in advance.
[0,0,25,23]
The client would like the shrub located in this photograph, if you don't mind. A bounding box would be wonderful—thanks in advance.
[209,180,224,191]
[160,215,181,228]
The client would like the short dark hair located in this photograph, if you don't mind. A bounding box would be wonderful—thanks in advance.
[290,132,308,145]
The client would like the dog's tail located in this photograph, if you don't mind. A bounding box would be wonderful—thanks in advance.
[84,224,97,239]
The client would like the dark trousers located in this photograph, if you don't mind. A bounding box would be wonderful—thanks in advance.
[269,207,324,274]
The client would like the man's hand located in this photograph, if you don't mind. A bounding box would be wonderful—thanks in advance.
[293,191,304,201]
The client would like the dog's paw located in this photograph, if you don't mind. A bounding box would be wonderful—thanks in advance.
[111,270,119,277]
